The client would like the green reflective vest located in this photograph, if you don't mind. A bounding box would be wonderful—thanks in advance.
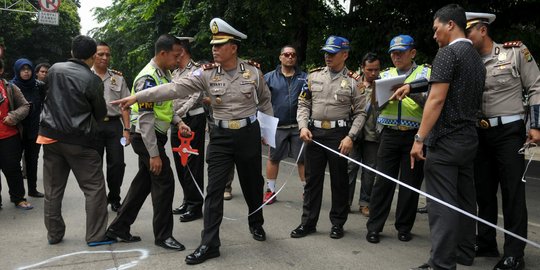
[377,64,431,128]
[130,63,173,134]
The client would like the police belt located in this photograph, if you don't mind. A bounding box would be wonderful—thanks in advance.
[385,125,418,131]
[187,107,205,117]
[217,115,257,129]
[477,114,523,129]
[103,116,121,122]
[311,119,348,129]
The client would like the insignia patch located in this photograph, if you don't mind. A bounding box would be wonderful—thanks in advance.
[110,77,117,86]
[503,41,523,48]
[299,81,311,100]
[247,60,260,69]
[341,79,349,89]
[243,70,251,79]
[143,78,157,90]
[523,48,533,62]
[110,69,123,76]
[138,102,154,111]
[498,52,507,62]
[203,63,219,70]
[347,71,360,81]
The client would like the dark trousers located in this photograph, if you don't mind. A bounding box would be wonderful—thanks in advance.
[109,132,174,241]
[475,120,527,258]
[0,135,26,204]
[301,127,349,228]
[98,119,125,204]
[367,128,423,233]
[21,131,41,192]
[426,127,477,270]
[170,113,206,211]
[201,121,264,247]
[348,139,379,206]
[42,142,108,243]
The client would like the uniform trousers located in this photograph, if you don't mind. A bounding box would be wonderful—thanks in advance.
[97,118,126,204]
[348,139,379,206]
[0,134,26,203]
[170,113,206,211]
[43,142,108,243]
[301,127,349,228]
[367,128,423,234]
[108,132,174,241]
[475,120,527,258]
[202,121,264,247]
[426,126,477,270]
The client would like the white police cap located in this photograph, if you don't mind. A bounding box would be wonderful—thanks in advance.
[209,18,247,45]
[465,12,496,30]
[175,36,195,43]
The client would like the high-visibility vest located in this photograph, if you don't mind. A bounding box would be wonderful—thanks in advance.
[377,64,431,128]
[130,63,173,134]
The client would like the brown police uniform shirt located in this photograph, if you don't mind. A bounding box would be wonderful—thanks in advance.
[297,66,367,140]
[93,69,130,117]
[481,41,540,118]
[136,58,273,121]
[171,59,202,125]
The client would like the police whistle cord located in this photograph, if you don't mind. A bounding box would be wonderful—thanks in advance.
[222,142,305,221]
[519,142,538,183]
[311,139,540,250]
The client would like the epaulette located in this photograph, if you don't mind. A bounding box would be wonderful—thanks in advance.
[202,63,220,70]
[247,60,260,69]
[381,67,391,72]
[109,69,123,76]
[192,61,201,67]
[309,67,324,73]
[503,41,523,48]
[347,71,361,81]
[422,63,432,68]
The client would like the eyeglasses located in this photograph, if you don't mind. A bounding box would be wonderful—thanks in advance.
[281,52,297,58]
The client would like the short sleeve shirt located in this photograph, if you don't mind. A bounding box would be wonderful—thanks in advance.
[426,40,486,146]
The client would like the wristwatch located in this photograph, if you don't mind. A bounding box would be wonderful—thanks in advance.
[414,134,424,143]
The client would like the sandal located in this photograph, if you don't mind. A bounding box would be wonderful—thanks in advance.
[15,201,34,210]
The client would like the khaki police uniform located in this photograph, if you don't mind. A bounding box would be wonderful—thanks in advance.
[135,57,273,247]
[108,59,176,242]
[169,59,207,215]
[474,40,540,258]
[297,66,367,228]
[93,68,130,206]
[348,77,380,207]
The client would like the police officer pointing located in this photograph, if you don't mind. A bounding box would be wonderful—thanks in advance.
[111,18,273,265]
[466,12,540,270]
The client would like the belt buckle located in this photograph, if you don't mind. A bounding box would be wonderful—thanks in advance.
[479,119,490,129]
[321,120,331,129]
[398,125,409,131]
[228,120,241,129]
[103,116,110,122]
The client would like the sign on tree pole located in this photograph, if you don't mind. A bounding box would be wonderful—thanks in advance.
[39,0,61,12]
[38,0,61,26]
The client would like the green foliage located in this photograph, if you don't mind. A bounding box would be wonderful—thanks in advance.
[91,0,540,86]
[0,0,80,78]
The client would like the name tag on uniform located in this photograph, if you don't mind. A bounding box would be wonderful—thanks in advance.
[210,82,226,87]
[240,80,255,85]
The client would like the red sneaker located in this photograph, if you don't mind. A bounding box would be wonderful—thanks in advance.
[263,190,276,205]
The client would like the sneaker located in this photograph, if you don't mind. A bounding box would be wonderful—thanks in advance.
[223,191,232,200]
[263,190,276,205]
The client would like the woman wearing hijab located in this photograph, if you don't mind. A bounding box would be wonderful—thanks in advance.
[11,58,46,198]
[0,59,32,209]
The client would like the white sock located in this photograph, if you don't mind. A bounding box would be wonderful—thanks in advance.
[267,179,276,192]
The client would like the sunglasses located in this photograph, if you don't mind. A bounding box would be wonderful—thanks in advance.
[281,52,297,58]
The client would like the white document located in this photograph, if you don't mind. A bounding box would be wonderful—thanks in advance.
[257,111,279,148]
[374,74,407,108]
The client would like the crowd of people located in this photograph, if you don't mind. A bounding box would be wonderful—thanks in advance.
[1,3,539,270]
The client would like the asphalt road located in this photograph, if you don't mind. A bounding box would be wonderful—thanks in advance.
[1,141,540,270]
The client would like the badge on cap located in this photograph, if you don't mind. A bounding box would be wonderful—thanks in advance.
[211,21,219,34]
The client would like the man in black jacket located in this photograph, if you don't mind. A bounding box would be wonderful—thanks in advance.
[39,35,114,247]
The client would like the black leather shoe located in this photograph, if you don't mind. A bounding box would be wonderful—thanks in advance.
[172,204,189,215]
[290,225,316,238]
[110,202,121,212]
[329,225,344,239]
[250,226,266,241]
[417,206,428,214]
[476,246,500,257]
[493,256,524,270]
[398,231,412,242]
[106,228,141,242]
[155,236,185,251]
[179,209,202,222]
[366,231,380,243]
[185,245,220,265]
[409,263,433,270]
[29,190,44,198]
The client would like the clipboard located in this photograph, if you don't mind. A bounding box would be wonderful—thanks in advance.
[374,74,407,108]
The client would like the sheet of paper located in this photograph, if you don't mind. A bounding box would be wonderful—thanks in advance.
[374,74,407,108]
[257,111,279,148]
